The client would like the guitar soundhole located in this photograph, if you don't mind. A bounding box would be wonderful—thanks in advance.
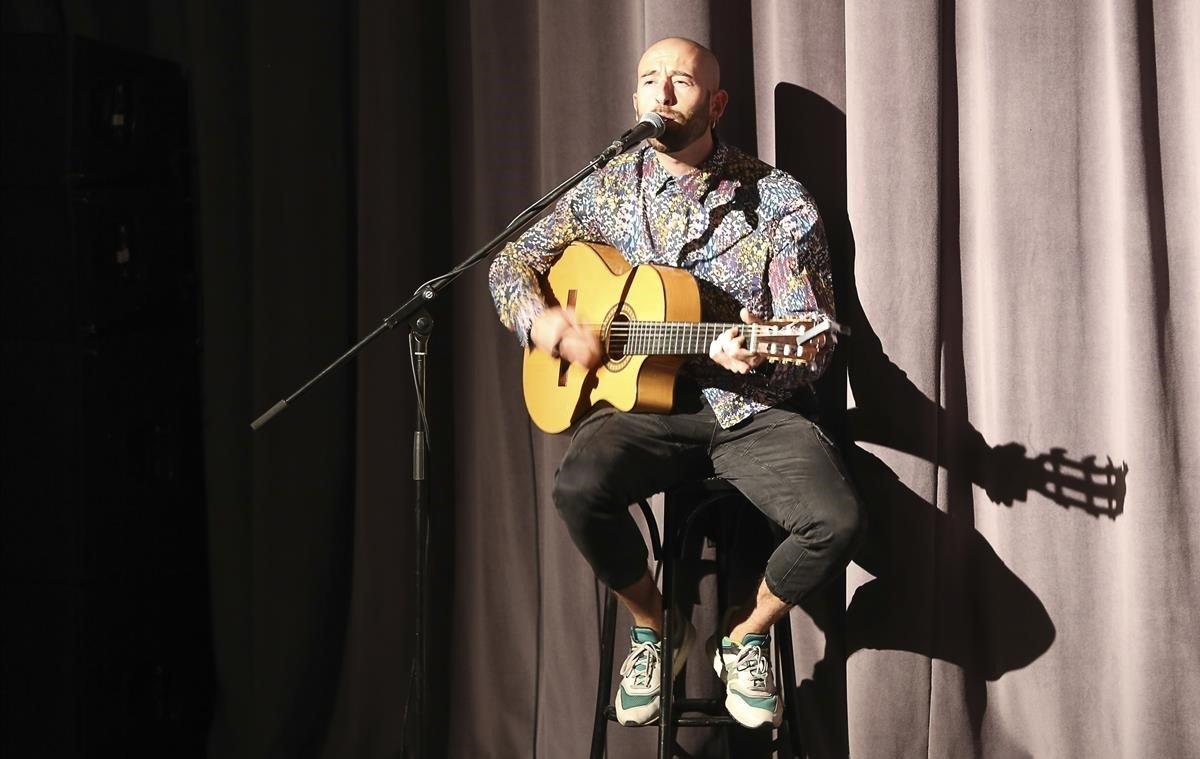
[607,314,630,361]
[604,310,633,371]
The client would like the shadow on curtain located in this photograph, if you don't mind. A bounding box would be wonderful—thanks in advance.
[774,81,1127,756]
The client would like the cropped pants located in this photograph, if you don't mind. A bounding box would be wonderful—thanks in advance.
[552,394,865,605]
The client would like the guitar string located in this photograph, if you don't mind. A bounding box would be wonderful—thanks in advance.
[553,322,817,358]
[550,321,817,357]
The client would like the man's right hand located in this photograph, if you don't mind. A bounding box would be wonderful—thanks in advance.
[530,306,604,370]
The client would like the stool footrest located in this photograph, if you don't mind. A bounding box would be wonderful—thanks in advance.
[675,715,740,727]
[600,701,739,725]
[603,698,741,727]
[671,697,726,715]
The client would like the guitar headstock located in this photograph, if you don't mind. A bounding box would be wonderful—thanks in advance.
[750,317,848,366]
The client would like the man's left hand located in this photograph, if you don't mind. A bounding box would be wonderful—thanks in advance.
[709,308,768,374]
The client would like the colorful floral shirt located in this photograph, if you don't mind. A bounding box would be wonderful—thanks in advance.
[487,141,836,428]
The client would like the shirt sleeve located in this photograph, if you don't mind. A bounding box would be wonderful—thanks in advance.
[764,201,837,391]
[486,174,601,346]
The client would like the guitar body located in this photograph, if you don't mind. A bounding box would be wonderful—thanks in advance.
[523,242,701,433]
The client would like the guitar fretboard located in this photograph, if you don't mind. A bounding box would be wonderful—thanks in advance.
[605,321,759,356]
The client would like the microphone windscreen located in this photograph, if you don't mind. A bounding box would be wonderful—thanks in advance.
[640,112,666,137]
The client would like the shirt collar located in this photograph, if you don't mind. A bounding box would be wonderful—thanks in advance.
[642,140,736,205]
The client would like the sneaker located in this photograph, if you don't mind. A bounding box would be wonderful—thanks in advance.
[711,633,783,729]
[614,619,696,726]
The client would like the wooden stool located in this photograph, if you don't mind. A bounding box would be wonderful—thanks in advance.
[588,479,804,759]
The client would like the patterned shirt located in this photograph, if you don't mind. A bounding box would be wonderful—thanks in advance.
[487,141,836,428]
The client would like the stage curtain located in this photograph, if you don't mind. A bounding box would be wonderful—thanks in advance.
[336,0,1199,756]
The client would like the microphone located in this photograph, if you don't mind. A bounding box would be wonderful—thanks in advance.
[594,112,666,166]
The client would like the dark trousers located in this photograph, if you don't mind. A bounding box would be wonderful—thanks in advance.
[552,394,866,606]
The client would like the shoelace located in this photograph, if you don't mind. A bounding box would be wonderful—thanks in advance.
[734,643,770,691]
[621,640,660,689]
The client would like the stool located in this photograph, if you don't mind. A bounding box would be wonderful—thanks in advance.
[588,479,804,759]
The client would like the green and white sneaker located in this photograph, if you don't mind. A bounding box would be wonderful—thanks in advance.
[710,633,782,729]
[614,621,695,726]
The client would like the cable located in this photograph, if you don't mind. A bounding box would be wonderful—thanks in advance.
[408,333,432,450]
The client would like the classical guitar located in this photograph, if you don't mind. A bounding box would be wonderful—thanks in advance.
[523,242,846,433]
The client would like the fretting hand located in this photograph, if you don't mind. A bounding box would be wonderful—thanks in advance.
[709,308,768,374]
[530,306,604,370]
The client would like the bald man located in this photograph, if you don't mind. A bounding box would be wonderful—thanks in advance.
[489,37,864,729]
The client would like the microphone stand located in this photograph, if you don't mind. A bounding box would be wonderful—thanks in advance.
[250,132,648,759]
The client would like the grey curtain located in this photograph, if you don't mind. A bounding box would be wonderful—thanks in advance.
[392,1,1195,757]
[841,2,1198,756]
[200,0,1197,756]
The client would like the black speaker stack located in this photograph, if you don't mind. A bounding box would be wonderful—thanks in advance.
[1,34,212,757]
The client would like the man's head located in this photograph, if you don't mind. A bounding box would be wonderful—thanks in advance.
[633,37,728,155]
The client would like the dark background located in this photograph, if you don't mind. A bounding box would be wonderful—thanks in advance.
[2,1,453,756]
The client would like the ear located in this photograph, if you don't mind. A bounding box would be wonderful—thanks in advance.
[632,92,640,119]
[710,88,729,122]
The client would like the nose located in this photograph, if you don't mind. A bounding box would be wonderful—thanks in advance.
[654,79,676,107]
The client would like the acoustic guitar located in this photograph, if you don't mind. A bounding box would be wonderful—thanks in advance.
[523,242,845,433]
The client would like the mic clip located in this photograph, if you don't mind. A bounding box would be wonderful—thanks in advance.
[595,139,627,167]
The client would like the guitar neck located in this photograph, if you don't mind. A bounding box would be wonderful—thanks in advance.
[613,321,764,356]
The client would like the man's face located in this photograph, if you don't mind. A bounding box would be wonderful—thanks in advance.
[633,40,725,154]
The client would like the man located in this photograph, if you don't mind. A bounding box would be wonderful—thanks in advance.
[488,37,864,729]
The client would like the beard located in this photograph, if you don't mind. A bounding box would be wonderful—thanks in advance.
[645,97,712,154]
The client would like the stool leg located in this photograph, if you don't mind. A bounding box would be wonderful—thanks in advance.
[590,584,617,759]
[658,563,675,757]
[658,505,675,759]
[773,612,803,759]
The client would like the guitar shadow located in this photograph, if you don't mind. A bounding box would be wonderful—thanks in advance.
[767,81,1128,757]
